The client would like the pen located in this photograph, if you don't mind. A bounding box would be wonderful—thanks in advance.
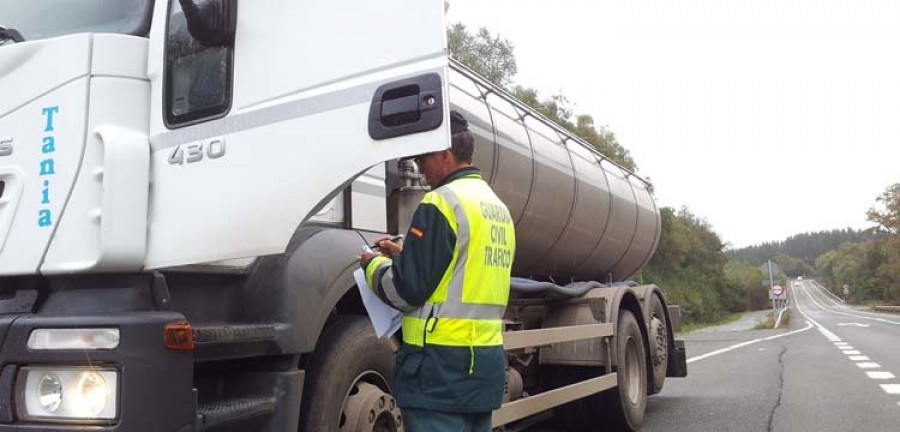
[371,235,404,249]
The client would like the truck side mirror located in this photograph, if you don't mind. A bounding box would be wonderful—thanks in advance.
[178,0,238,46]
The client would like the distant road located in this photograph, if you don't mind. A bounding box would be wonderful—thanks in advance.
[520,280,900,431]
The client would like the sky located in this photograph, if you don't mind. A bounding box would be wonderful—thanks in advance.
[445,0,900,249]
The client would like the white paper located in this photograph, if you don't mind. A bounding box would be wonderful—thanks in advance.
[354,268,402,338]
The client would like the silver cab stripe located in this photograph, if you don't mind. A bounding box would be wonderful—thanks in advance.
[150,55,445,152]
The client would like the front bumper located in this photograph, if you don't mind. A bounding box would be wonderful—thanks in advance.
[0,312,195,431]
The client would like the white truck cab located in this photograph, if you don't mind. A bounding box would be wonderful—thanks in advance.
[1,0,450,275]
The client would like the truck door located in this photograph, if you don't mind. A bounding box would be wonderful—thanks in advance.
[144,0,449,268]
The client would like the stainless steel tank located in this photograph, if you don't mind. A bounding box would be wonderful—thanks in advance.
[443,62,660,282]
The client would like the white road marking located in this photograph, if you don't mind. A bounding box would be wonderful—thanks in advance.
[835,342,849,346]
[849,355,870,361]
[800,282,900,325]
[838,323,870,327]
[843,350,862,355]
[686,322,814,364]
[797,289,900,405]
[880,384,900,394]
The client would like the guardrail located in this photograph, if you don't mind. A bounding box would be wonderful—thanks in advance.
[774,298,791,329]
[873,306,900,314]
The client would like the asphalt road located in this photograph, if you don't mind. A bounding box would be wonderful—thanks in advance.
[520,280,900,431]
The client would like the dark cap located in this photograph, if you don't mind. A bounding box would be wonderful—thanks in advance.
[401,110,473,164]
[450,110,469,135]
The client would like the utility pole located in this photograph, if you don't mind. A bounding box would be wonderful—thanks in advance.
[768,260,776,312]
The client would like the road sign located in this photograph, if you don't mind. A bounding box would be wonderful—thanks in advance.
[769,284,786,300]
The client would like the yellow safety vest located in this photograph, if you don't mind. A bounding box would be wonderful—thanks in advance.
[400,176,516,352]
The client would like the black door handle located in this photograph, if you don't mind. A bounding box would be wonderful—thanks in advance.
[369,73,444,140]
[381,94,420,126]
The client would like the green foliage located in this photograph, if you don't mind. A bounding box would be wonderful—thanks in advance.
[725,260,769,311]
[752,310,791,330]
[730,228,873,271]
[867,183,900,235]
[772,252,813,278]
[816,242,882,302]
[875,237,900,302]
[510,85,636,171]
[446,23,636,171]
[446,23,517,88]
[814,184,900,303]
[645,207,740,323]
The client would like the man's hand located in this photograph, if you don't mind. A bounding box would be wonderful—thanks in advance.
[359,250,380,268]
[373,236,403,257]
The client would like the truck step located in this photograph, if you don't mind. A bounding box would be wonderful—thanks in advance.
[192,324,280,361]
[196,396,276,431]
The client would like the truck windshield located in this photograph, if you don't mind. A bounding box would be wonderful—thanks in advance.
[1,0,153,42]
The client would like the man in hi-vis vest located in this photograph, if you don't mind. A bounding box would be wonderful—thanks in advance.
[360,111,516,431]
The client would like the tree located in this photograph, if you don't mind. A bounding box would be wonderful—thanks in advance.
[867,184,900,302]
[447,23,637,171]
[572,115,636,171]
[645,207,742,322]
[724,260,768,311]
[447,23,517,88]
[816,242,884,302]
[867,183,900,235]
[511,86,572,127]
[772,252,812,277]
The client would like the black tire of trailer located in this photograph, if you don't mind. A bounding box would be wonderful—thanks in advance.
[648,293,668,395]
[550,308,647,431]
[299,315,400,431]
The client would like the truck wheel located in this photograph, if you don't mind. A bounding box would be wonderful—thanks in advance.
[648,294,668,395]
[299,316,404,432]
[605,308,648,431]
[549,309,647,431]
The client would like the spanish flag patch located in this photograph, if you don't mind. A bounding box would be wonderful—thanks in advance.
[409,226,424,239]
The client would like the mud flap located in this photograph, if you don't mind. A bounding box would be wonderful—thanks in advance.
[667,339,688,377]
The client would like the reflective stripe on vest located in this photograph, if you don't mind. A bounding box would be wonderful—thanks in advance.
[366,255,416,313]
[404,176,515,348]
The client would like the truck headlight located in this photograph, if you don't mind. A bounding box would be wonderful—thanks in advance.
[37,373,63,413]
[19,367,118,422]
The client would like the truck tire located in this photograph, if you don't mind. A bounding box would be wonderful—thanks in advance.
[549,309,647,431]
[299,316,403,432]
[605,308,648,431]
[648,294,668,395]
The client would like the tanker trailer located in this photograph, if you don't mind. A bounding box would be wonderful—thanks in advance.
[373,60,688,431]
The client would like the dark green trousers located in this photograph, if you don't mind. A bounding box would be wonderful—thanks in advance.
[402,407,492,432]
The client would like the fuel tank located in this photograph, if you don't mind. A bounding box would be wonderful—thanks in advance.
[448,61,660,282]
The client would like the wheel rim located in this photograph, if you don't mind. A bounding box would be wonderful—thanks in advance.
[624,336,641,404]
[339,372,403,432]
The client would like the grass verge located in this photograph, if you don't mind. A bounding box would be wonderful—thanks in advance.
[678,312,742,334]
[752,309,792,329]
